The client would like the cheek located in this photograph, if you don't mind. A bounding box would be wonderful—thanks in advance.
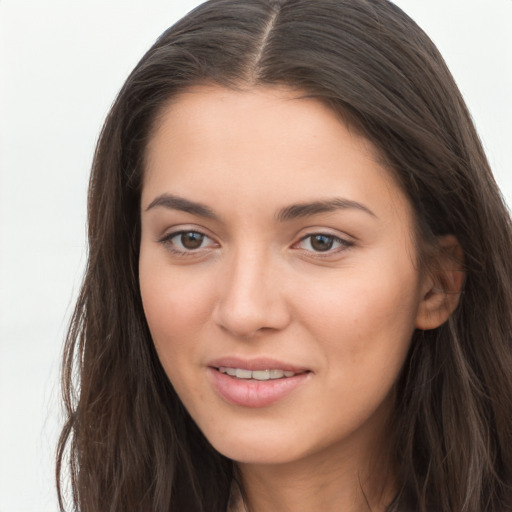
[139,266,215,411]
[139,253,214,368]
[297,259,421,368]
[296,267,420,435]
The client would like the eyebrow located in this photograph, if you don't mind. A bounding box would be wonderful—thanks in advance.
[145,194,219,219]
[275,198,376,222]
[145,193,376,221]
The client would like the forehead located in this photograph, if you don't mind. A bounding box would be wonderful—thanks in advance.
[144,84,381,171]
[142,85,412,228]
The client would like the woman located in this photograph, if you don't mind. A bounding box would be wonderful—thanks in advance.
[56,0,512,511]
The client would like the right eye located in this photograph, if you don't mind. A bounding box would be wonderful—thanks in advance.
[159,230,217,254]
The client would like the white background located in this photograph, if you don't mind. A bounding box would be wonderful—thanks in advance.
[0,1,510,511]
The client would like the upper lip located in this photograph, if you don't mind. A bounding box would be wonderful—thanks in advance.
[207,356,310,373]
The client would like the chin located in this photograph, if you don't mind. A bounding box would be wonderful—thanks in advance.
[202,425,318,466]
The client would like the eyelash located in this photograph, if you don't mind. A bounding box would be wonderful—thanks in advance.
[158,230,354,257]
[158,230,217,256]
[294,233,354,257]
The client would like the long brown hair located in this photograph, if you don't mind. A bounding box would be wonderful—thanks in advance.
[57,1,512,510]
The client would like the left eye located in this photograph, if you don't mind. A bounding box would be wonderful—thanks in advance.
[296,234,350,252]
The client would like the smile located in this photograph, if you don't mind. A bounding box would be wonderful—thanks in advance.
[218,367,299,380]
[208,362,311,407]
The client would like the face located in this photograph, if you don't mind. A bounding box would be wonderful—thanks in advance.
[139,85,430,469]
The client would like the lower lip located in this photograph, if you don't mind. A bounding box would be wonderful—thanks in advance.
[207,368,310,408]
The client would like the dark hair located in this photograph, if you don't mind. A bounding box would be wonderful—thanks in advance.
[57,0,512,510]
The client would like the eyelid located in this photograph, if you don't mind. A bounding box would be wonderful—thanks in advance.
[157,223,217,242]
[157,226,220,255]
[291,230,355,256]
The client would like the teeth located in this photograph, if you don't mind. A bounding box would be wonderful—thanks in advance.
[218,367,297,380]
[235,368,252,379]
[270,369,284,379]
[252,370,270,381]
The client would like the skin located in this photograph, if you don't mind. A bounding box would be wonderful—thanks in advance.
[139,85,454,512]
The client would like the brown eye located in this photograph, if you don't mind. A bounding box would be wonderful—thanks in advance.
[295,233,353,254]
[179,231,205,249]
[159,229,218,255]
[310,234,335,251]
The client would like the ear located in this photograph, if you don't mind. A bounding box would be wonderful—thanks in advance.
[415,235,465,330]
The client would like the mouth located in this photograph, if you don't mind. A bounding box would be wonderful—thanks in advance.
[207,359,311,407]
[216,367,305,380]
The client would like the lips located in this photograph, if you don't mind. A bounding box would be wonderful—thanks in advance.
[207,357,311,407]
[218,367,298,380]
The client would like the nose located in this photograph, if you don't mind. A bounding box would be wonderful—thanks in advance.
[212,249,292,339]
